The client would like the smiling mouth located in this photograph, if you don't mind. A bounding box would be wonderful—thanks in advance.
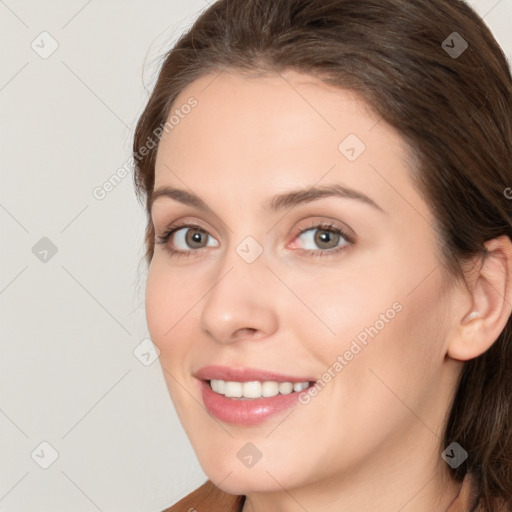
[206,379,315,400]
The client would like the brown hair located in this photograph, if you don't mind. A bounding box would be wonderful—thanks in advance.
[132,0,512,509]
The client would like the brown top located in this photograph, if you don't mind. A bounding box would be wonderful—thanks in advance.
[163,471,482,512]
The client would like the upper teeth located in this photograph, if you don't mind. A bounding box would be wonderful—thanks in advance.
[210,379,310,398]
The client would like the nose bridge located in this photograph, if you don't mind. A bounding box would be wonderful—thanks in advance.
[198,233,279,344]
[215,218,269,286]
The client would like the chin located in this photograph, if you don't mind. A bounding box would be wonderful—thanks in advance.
[212,476,281,496]
[203,460,303,496]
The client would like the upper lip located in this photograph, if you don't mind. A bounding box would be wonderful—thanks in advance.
[195,365,315,383]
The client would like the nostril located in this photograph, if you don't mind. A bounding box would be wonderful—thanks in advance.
[232,328,259,340]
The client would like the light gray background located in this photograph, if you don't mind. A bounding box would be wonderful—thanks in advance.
[0,1,510,511]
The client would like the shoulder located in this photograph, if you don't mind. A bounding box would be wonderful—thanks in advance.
[161,479,245,512]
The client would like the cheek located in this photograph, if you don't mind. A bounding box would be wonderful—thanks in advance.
[334,271,448,419]
[286,264,399,359]
[145,264,200,414]
[144,267,170,347]
[295,257,446,402]
[144,261,195,356]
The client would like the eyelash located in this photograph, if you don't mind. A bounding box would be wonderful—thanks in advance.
[155,221,355,259]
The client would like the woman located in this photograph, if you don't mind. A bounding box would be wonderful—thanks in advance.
[132,0,512,510]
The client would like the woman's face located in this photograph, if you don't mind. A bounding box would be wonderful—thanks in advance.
[146,70,463,495]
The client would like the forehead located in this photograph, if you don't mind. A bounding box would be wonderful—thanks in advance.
[157,69,378,157]
[153,69,422,220]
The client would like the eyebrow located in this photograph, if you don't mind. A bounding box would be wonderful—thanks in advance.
[149,183,385,215]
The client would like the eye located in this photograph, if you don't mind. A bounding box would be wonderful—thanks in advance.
[292,222,354,256]
[155,221,354,259]
[173,226,218,250]
[155,224,219,257]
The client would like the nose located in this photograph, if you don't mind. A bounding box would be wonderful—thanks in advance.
[199,254,279,345]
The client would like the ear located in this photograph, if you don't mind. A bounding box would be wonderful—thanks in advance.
[447,235,512,361]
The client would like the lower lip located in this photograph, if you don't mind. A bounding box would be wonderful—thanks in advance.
[199,380,308,426]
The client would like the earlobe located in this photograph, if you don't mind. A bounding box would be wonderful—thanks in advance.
[447,235,512,362]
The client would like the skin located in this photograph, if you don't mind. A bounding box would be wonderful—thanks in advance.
[145,69,512,512]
